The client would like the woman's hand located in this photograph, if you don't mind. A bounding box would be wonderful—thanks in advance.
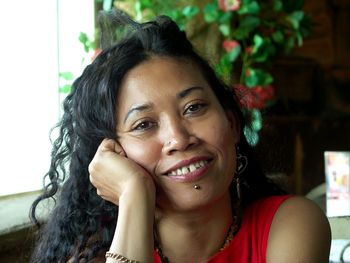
[89,139,156,262]
[88,138,155,205]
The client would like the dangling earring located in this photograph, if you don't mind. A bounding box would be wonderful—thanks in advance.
[236,145,248,175]
[234,145,248,199]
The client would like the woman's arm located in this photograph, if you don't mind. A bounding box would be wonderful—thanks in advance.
[89,139,156,263]
[266,196,331,263]
[107,179,155,263]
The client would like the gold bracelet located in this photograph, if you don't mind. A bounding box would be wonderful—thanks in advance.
[105,251,140,263]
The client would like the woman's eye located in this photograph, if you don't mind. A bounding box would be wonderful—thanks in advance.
[184,103,207,115]
[132,121,155,131]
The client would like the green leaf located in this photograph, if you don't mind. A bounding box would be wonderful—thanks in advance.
[203,2,219,23]
[79,32,91,53]
[218,12,232,24]
[272,30,284,44]
[233,16,260,39]
[251,109,262,131]
[79,32,88,43]
[296,32,303,46]
[219,24,230,36]
[238,1,260,15]
[272,0,283,11]
[284,36,295,53]
[287,11,304,29]
[59,84,72,94]
[240,15,261,29]
[243,125,259,146]
[59,72,74,80]
[244,70,259,87]
[244,68,273,87]
[140,0,152,9]
[249,35,276,62]
[182,6,199,19]
[252,34,264,52]
[215,55,233,81]
[166,10,181,21]
[227,45,241,62]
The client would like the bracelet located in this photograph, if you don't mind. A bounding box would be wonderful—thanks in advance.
[105,251,140,263]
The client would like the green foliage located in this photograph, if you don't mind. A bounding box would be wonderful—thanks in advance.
[79,32,96,53]
[199,0,310,145]
[66,0,311,146]
[120,0,199,30]
[59,72,74,94]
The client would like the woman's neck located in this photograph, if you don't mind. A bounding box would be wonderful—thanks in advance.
[155,192,233,263]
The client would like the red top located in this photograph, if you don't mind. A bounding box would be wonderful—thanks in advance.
[154,195,291,263]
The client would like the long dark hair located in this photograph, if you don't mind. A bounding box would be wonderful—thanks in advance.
[30,9,285,263]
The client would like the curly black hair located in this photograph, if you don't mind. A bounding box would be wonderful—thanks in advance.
[29,9,285,263]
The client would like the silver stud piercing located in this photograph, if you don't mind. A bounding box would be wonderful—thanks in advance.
[193,184,201,190]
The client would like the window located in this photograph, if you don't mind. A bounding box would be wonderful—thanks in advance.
[0,0,95,196]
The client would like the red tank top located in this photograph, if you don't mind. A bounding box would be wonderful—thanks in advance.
[153,195,291,263]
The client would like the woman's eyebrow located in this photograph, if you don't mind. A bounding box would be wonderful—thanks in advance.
[177,86,204,99]
[124,103,153,123]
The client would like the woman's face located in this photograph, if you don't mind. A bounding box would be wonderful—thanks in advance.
[116,56,239,212]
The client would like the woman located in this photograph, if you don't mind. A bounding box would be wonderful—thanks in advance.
[30,10,331,263]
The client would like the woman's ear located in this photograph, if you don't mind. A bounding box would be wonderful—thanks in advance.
[226,110,241,143]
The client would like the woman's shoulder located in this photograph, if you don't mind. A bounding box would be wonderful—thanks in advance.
[243,194,291,221]
[266,195,331,263]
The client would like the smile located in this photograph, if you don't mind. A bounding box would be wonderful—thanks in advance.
[163,158,212,183]
[167,160,209,176]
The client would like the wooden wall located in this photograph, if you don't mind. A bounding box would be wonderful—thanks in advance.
[256,0,350,195]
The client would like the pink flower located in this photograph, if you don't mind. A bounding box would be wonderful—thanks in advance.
[234,84,274,109]
[222,40,240,52]
[219,0,241,12]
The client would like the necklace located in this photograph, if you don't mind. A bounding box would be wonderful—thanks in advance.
[154,218,239,263]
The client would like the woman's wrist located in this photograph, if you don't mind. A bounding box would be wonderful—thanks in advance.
[109,176,155,262]
[120,175,156,206]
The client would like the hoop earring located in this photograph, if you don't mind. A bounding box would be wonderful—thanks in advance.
[234,145,248,199]
[236,146,248,175]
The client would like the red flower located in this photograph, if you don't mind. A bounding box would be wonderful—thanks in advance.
[245,46,253,55]
[222,40,240,52]
[219,0,241,12]
[234,84,274,109]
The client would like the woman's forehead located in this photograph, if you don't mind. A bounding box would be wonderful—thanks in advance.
[118,56,210,99]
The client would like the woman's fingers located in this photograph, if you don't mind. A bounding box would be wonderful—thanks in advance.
[89,138,154,205]
[98,138,126,156]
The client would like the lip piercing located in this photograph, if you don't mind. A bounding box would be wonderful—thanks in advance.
[193,185,201,190]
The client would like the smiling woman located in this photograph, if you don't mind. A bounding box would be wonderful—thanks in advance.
[29,9,331,263]
[115,57,238,213]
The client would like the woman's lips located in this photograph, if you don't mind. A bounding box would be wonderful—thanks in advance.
[163,158,212,183]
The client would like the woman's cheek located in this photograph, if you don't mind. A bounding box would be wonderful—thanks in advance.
[207,117,236,149]
[120,138,159,173]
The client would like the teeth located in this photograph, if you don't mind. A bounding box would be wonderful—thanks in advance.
[189,164,196,172]
[168,160,208,176]
[182,167,189,174]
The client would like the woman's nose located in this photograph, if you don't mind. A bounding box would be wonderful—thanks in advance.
[161,120,199,155]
